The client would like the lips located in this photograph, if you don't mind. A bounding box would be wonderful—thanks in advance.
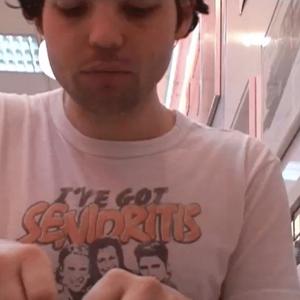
[81,61,132,73]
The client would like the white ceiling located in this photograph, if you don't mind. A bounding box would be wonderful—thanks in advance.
[0,1,59,94]
[0,1,36,35]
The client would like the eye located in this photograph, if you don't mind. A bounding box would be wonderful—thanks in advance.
[124,6,158,18]
[55,0,88,17]
[151,264,161,269]
[60,6,87,17]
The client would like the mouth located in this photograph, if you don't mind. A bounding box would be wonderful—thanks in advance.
[79,71,132,81]
[82,71,131,75]
[81,61,133,73]
[82,69,131,73]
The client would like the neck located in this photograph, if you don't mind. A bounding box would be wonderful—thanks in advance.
[63,91,176,141]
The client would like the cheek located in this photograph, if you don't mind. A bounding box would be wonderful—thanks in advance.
[42,15,78,67]
[147,27,174,66]
[80,270,88,277]
[143,41,174,82]
[43,31,79,84]
[45,33,73,64]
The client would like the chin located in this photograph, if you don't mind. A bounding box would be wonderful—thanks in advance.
[75,90,142,116]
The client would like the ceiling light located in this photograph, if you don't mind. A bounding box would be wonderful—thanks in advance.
[241,33,271,47]
[282,161,300,181]
[0,34,41,73]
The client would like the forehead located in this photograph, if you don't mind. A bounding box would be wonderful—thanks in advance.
[140,255,163,265]
[97,245,117,256]
[64,254,89,266]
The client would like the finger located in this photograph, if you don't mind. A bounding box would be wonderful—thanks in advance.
[122,276,163,300]
[0,242,29,300]
[123,277,190,300]
[0,273,25,300]
[83,268,129,300]
[117,273,190,300]
[20,245,57,300]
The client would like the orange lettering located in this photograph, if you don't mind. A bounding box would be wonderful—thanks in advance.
[19,202,49,243]
[157,204,178,242]
[96,209,125,240]
[64,206,89,245]
[145,204,157,241]
[121,205,150,243]
[173,204,185,242]
[39,203,67,244]
[19,200,202,248]
[86,204,99,244]
[183,203,201,243]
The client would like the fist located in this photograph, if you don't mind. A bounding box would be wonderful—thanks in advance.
[84,268,190,300]
[0,240,57,300]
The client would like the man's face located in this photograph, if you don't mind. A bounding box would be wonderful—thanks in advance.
[138,255,168,281]
[96,245,120,275]
[39,0,192,115]
[62,253,90,293]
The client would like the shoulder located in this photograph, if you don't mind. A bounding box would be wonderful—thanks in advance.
[0,88,62,112]
[179,112,277,168]
[0,88,63,126]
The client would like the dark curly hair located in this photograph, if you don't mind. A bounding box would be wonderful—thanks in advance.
[7,0,209,36]
[89,237,127,283]
[135,241,169,267]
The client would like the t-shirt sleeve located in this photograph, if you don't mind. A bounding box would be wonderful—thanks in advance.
[221,138,300,300]
[0,92,29,134]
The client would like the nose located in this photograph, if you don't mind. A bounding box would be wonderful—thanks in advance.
[76,276,84,283]
[143,268,150,276]
[88,3,125,50]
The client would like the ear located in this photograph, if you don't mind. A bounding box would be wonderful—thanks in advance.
[174,0,195,41]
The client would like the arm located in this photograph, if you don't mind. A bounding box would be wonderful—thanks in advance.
[221,141,300,300]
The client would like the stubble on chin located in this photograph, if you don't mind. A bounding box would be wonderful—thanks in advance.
[67,76,145,118]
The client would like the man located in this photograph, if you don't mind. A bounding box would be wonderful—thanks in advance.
[56,245,92,300]
[0,0,299,299]
[89,237,129,283]
[135,241,177,289]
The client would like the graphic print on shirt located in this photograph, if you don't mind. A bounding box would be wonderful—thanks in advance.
[55,244,91,300]
[17,186,202,299]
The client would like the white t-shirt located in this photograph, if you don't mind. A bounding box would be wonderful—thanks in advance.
[0,88,299,300]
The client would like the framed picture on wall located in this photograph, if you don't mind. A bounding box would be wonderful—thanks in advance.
[159,0,224,124]
[230,80,250,135]
[239,0,247,15]
[291,198,300,242]
[230,77,262,139]
[198,0,223,124]
[261,0,300,158]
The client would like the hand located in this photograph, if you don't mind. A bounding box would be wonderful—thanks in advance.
[83,268,190,300]
[0,240,57,300]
